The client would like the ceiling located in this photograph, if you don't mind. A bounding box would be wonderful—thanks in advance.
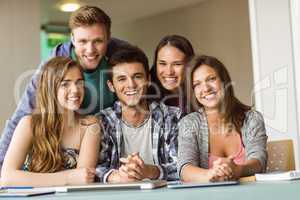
[41,0,207,26]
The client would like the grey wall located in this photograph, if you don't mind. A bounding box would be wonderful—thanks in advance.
[0,0,40,131]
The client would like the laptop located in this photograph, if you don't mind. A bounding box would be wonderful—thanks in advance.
[53,180,167,192]
[167,180,239,189]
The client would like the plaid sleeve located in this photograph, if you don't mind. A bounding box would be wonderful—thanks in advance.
[95,115,117,182]
[159,106,181,181]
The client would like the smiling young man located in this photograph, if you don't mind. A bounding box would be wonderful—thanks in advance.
[0,6,128,172]
[96,45,182,183]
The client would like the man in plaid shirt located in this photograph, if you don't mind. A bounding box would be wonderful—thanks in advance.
[96,45,182,183]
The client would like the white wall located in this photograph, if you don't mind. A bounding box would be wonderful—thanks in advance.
[291,0,300,162]
[249,0,300,168]
[112,0,253,106]
[0,0,40,131]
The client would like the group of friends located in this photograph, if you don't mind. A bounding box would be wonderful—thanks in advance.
[0,5,267,187]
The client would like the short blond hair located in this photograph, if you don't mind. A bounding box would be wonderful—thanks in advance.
[69,5,111,35]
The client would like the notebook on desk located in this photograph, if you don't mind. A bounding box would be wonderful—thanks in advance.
[167,180,239,189]
[53,180,167,192]
[255,170,300,181]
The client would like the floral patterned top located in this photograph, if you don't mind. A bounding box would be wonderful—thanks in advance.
[23,148,79,171]
[22,119,100,172]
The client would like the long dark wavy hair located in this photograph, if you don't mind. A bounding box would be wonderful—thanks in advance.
[189,55,252,132]
[148,35,194,113]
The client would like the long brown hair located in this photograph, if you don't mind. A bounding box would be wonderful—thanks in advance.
[189,55,251,132]
[29,56,83,172]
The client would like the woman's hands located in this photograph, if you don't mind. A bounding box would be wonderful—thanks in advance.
[207,157,242,182]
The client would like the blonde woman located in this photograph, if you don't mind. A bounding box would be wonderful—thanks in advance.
[1,57,100,187]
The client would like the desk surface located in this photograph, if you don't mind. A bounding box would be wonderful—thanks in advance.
[12,180,300,200]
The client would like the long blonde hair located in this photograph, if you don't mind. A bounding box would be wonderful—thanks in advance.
[29,56,83,172]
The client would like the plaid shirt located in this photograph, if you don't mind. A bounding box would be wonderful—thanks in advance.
[96,101,182,182]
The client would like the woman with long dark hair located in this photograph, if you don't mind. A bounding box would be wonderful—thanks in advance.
[148,35,194,114]
[178,55,267,182]
[1,57,100,187]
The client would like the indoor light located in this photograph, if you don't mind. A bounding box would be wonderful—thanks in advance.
[59,0,81,12]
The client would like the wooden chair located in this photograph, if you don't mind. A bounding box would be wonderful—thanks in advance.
[266,139,295,172]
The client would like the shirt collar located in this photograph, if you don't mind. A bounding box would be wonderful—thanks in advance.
[112,101,161,120]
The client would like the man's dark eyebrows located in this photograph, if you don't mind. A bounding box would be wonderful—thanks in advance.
[173,60,184,63]
[133,72,144,76]
[115,74,126,79]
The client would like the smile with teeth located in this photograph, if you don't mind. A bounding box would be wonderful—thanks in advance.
[163,77,178,83]
[202,92,217,100]
[84,55,98,61]
[68,96,80,102]
[125,90,138,96]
